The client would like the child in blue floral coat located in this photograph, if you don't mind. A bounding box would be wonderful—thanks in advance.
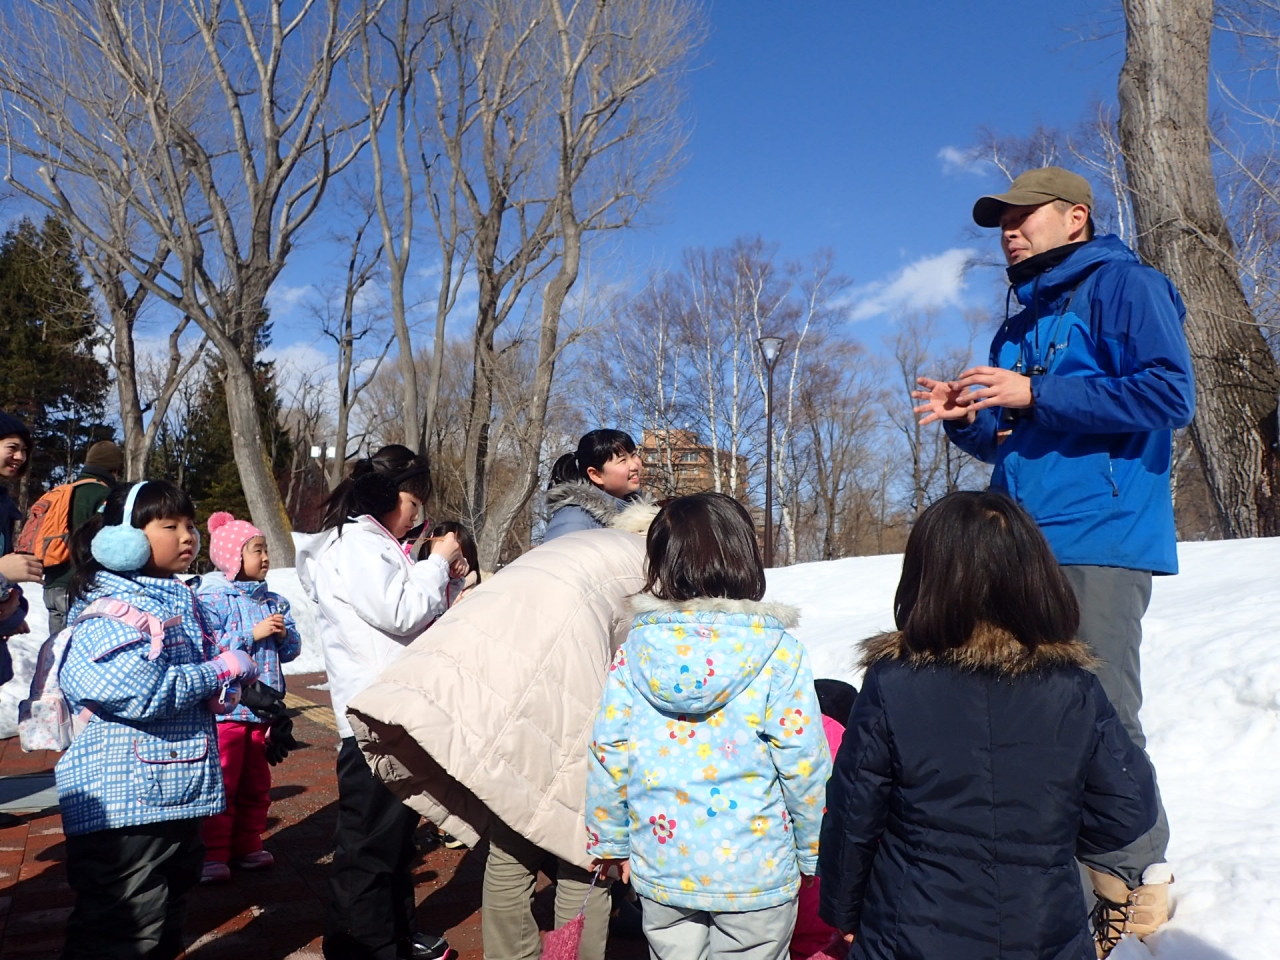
[587,493,832,960]
[56,481,259,960]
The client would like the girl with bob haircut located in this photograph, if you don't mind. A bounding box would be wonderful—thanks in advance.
[297,444,463,960]
[587,492,831,960]
[543,428,643,541]
[58,480,260,959]
[818,490,1159,960]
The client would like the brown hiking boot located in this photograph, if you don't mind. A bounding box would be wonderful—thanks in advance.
[1088,865,1173,957]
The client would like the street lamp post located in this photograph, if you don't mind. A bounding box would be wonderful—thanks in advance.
[757,336,786,568]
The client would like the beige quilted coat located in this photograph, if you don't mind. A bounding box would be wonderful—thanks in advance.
[347,502,657,869]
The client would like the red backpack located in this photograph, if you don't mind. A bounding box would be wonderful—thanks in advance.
[16,479,102,566]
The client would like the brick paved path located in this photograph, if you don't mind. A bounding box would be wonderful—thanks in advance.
[0,674,645,960]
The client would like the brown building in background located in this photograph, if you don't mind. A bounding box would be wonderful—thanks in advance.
[640,428,749,500]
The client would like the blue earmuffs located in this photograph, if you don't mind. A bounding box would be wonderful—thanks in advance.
[91,481,152,572]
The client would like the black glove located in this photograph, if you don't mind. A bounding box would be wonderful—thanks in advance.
[240,681,286,724]
[265,715,298,766]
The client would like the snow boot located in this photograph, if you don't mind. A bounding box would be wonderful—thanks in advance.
[1089,864,1173,957]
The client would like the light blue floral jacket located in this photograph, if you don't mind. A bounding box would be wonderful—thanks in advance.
[56,572,226,836]
[586,595,832,912]
[194,572,300,722]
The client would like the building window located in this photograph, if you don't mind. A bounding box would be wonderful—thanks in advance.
[680,452,699,463]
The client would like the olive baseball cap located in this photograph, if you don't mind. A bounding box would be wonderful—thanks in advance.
[972,167,1094,228]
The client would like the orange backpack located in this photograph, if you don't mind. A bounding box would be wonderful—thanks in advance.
[16,479,102,566]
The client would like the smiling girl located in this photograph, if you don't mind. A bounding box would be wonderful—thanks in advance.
[544,429,644,541]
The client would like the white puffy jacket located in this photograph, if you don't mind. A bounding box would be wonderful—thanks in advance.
[297,516,451,738]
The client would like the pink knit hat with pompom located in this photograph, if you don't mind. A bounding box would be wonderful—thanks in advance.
[208,511,265,578]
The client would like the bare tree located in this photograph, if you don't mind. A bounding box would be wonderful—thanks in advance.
[0,0,385,563]
[1119,0,1280,536]
[415,0,702,567]
[315,213,396,489]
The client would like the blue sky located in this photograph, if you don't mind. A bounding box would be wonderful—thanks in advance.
[604,0,1128,336]
[262,0,1132,365]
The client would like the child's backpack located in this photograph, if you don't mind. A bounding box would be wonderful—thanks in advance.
[18,598,178,752]
[16,479,102,566]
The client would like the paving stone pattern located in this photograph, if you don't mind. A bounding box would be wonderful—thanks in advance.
[0,674,646,960]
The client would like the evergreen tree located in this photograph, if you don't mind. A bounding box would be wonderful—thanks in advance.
[0,216,111,493]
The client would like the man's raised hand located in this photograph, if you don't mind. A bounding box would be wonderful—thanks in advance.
[912,376,975,426]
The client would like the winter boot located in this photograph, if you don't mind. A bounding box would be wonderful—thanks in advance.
[1088,864,1173,957]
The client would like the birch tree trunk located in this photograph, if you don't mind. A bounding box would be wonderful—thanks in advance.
[1119,0,1280,536]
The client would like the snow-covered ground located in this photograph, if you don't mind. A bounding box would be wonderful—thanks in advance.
[764,538,1279,960]
[0,536,1274,958]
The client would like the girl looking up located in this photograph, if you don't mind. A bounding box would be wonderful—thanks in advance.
[587,492,831,960]
[297,444,464,960]
[544,428,643,541]
[818,491,1158,960]
[57,481,259,959]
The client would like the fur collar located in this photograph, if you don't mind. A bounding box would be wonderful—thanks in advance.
[545,481,629,526]
[860,625,1096,676]
[609,500,660,535]
[630,593,800,629]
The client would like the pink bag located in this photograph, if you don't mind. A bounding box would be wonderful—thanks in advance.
[540,867,601,960]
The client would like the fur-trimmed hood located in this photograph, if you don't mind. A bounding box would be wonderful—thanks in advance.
[629,593,800,628]
[608,499,660,536]
[545,480,630,525]
[625,594,802,714]
[860,625,1096,677]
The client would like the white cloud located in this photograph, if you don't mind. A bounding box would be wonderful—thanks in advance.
[938,145,992,177]
[265,283,315,316]
[845,248,976,322]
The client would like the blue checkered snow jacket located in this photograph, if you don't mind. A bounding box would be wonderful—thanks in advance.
[194,572,300,723]
[56,572,226,836]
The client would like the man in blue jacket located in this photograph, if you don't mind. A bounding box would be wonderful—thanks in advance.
[912,167,1194,955]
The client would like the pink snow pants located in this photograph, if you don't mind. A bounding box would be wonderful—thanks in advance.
[202,721,272,862]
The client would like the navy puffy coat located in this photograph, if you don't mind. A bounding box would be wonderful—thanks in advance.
[945,235,1194,574]
[818,629,1157,960]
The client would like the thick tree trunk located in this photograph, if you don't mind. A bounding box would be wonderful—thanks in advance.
[1119,0,1280,537]
[221,354,296,566]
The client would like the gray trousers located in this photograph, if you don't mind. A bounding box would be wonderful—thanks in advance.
[481,819,610,960]
[639,896,798,960]
[1063,565,1170,888]
[45,585,69,635]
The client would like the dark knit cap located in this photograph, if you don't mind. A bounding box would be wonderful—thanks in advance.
[85,440,124,473]
[0,410,31,446]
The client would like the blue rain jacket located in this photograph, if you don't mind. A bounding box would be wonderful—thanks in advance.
[946,235,1194,574]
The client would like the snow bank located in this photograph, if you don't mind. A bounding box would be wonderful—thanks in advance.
[764,538,1280,960]
[0,534,1274,957]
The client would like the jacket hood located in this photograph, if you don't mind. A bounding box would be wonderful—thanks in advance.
[626,595,800,714]
[1014,233,1136,307]
[608,499,660,535]
[295,528,339,603]
[860,625,1097,677]
[195,570,269,601]
[545,481,635,526]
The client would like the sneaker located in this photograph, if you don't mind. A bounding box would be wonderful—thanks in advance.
[231,850,275,870]
[200,861,231,884]
[1089,865,1173,957]
[398,932,454,959]
[440,833,467,850]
